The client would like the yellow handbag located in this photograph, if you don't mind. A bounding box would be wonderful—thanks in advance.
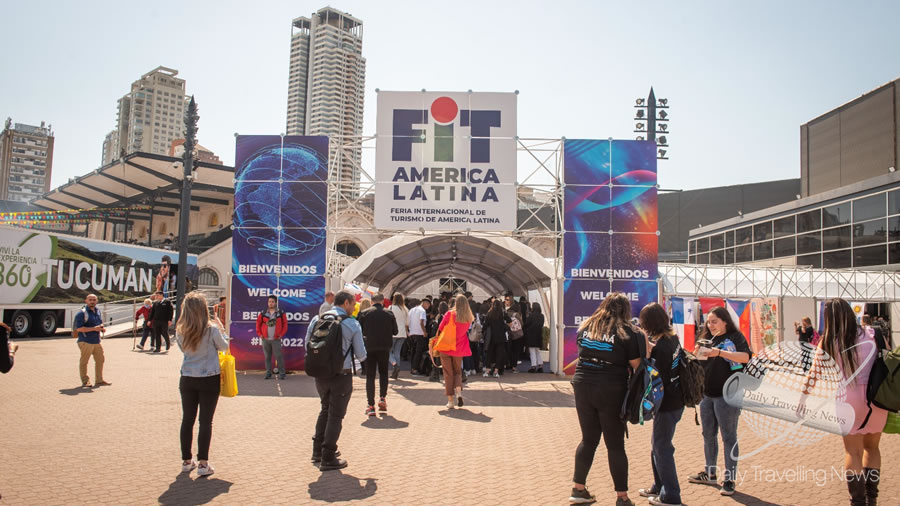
[219,349,238,397]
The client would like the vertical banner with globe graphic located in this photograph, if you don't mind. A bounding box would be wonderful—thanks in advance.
[562,139,658,374]
[230,135,328,371]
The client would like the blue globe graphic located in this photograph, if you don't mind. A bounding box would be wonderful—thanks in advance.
[235,144,327,257]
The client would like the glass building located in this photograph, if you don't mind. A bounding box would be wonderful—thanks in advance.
[689,173,900,269]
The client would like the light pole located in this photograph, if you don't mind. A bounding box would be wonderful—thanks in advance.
[175,96,198,321]
[633,87,670,160]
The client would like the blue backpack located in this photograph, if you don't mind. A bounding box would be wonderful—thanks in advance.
[621,333,665,425]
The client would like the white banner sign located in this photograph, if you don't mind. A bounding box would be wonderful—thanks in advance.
[375,91,517,231]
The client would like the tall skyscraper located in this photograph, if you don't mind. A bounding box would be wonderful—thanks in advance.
[114,66,187,157]
[0,119,54,202]
[286,7,366,183]
[100,129,118,166]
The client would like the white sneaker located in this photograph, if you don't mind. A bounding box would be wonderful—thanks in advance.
[493,371,500,378]
[181,460,196,473]
[197,463,215,476]
[445,401,454,409]
[482,371,490,377]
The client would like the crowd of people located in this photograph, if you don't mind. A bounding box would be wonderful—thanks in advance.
[42,287,891,505]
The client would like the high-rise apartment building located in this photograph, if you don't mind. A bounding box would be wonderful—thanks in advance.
[0,119,54,202]
[101,129,118,166]
[287,7,366,183]
[114,66,187,157]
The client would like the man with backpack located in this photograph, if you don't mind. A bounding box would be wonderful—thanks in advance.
[73,294,109,388]
[304,290,367,471]
[358,293,398,416]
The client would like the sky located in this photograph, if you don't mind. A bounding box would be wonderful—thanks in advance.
[1,0,898,192]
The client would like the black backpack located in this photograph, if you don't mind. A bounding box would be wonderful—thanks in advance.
[859,331,898,430]
[678,348,706,425]
[620,334,665,426]
[305,314,351,378]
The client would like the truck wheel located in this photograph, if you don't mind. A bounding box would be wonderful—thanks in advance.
[11,310,32,338]
[37,311,59,337]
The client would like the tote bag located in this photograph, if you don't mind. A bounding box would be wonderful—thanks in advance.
[432,312,457,353]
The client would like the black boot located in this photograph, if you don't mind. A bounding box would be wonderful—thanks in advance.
[310,436,322,463]
[864,467,880,505]
[846,471,867,506]
[319,447,347,471]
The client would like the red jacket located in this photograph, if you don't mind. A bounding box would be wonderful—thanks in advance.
[256,310,288,339]
[135,305,151,326]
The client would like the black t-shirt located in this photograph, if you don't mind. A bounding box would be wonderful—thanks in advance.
[798,326,814,344]
[573,325,642,386]
[651,334,684,412]
[701,331,751,398]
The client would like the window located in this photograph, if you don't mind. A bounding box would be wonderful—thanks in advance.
[755,222,774,242]
[754,241,773,260]
[726,231,735,248]
[823,249,852,269]
[854,246,886,268]
[336,240,362,258]
[891,242,900,264]
[198,268,219,286]
[823,202,850,228]
[710,233,725,251]
[890,216,900,242]
[853,218,886,247]
[822,226,851,251]
[774,237,796,258]
[695,253,710,264]
[736,226,753,245]
[797,209,821,233]
[889,190,900,216]
[697,237,710,253]
[797,231,821,254]
[725,248,735,264]
[854,194,886,222]
[689,241,697,254]
[208,213,219,227]
[773,216,795,237]
[797,253,822,268]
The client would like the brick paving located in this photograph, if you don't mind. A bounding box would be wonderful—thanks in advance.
[1,336,899,505]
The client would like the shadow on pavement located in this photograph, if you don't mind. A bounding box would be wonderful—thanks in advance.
[439,408,492,423]
[729,491,780,506]
[308,470,377,502]
[59,386,94,396]
[361,414,410,429]
[158,473,233,505]
[391,385,574,408]
[235,373,319,398]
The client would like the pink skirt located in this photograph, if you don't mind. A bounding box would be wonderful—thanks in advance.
[843,383,887,435]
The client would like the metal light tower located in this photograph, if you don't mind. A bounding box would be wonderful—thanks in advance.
[175,96,199,321]
[633,87,670,160]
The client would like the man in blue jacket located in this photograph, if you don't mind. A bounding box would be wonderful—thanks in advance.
[74,294,108,388]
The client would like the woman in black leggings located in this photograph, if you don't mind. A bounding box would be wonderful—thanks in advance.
[569,293,644,506]
[483,300,510,378]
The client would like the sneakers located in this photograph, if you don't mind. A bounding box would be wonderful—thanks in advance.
[638,487,659,498]
[483,371,491,377]
[181,460,197,473]
[511,368,519,374]
[264,373,273,379]
[197,463,215,477]
[688,471,718,485]
[279,374,286,380]
[457,396,464,407]
[366,405,376,417]
[615,497,635,506]
[445,400,454,409]
[720,481,736,496]
[568,487,596,504]
[136,344,144,351]
[648,496,682,506]
[528,367,536,373]
[537,366,543,373]
[493,371,500,378]
[378,398,387,411]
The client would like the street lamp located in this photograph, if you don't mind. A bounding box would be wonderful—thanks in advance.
[633,87,670,160]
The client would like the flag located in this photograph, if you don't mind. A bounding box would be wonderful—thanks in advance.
[726,299,752,342]
[699,297,726,315]
[672,297,696,351]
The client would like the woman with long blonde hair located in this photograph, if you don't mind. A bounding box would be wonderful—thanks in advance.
[436,294,475,409]
[569,293,645,506]
[175,291,229,477]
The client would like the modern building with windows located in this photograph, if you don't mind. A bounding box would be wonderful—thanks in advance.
[689,77,900,270]
[286,7,366,183]
[111,66,187,159]
[0,119,54,202]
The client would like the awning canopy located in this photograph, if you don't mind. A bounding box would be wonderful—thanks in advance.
[32,152,233,218]
[341,234,555,296]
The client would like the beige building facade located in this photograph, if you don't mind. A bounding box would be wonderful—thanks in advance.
[0,119,54,202]
[114,66,187,157]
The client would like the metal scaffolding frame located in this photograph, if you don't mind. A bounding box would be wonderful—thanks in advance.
[661,263,900,301]
[323,135,565,280]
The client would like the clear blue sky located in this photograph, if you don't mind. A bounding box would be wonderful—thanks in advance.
[1,0,897,191]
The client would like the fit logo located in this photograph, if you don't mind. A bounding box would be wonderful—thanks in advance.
[392,96,502,163]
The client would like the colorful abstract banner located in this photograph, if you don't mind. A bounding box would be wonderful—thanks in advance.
[230,135,328,371]
[562,139,658,374]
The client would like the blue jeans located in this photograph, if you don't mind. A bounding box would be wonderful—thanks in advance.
[651,407,684,504]
[389,338,405,367]
[700,396,741,482]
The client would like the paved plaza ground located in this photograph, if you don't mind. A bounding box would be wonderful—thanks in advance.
[2,335,899,505]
